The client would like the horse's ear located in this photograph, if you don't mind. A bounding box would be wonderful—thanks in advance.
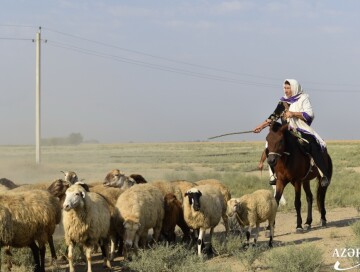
[280,124,289,133]
[270,121,282,132]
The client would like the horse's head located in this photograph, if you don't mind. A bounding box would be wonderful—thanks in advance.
[265,122,289,167]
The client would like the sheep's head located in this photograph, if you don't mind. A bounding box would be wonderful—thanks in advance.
[226,199,240,217]
[103,169,136,189]
[61,171,78,185]
[123,219,141,248]
[47,179,70,201]
[63,184,86,211]
[185,188,202,211]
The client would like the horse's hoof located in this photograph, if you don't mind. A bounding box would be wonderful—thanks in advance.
[296,227,304,233]
[304,224,311,231]
[321,219,327,227]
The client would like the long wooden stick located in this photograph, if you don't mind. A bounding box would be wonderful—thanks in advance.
[208,130,254,140]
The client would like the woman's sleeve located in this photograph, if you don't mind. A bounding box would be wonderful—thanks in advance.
[267,102,285,121]
[301,95,314,125]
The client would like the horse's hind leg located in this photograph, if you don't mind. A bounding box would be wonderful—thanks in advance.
[302,181,313,230]
[294,182,303,232]
[317,181,328,227]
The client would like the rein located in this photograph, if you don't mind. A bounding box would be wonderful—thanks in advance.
[268,151,290,157]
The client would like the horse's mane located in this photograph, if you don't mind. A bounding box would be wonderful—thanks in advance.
[270,121,285,132]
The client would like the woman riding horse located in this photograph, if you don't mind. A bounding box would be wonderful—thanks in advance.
[254,79,330,188]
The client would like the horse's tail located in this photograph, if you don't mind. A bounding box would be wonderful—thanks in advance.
[327,153,333,182]
[316,153,332,213]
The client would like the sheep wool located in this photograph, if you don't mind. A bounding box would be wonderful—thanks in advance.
[0,190,61,271]
[195,179,231,234]
[115,183,164,256]
[183,184,224,256]
[62,184,112,272]
[227,189,277,247]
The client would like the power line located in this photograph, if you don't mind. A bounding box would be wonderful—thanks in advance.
[0,37,33,41]
[42,26,280,81]
[46,40,280,87]
[2,25,359,92]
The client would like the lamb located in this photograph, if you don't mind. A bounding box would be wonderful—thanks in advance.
[0,190,61,272]
[162,193,191,243]
[183,185,225,256]
[226,189,278,248]
[195,179,231,234]
[115,183,164,258]
[62,184,112,272]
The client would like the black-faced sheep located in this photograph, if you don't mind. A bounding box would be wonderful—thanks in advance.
[162,193,191,243]
[183,185,225,256]
[195,179,231,235]
[169,180,197,203]
[226,189,278,247]
[0,190,61,272]
[62,184,112,272]
[115,183,164,258]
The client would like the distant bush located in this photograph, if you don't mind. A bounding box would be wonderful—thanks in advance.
[42,133,84,146]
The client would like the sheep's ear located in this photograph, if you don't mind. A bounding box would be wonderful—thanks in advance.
[184,192,189,197]
[81,191,86,198]
[198,191,202,197]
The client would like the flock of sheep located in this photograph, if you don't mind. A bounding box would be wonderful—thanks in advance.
[0,170,279,272]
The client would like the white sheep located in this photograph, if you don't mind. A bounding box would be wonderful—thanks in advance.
[195,179,231,235]
[183,185,225,256]
[115,183,164,258]
[62,184,112,272]
[0,190,61,272]
[226,189,278,248]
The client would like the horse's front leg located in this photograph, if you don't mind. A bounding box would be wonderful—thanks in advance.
[274,180,286,206]
[302,181,313,230]
[294,182,303,232]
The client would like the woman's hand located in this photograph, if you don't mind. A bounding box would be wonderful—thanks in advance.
[253,120,271,133]
[284,111,294,119]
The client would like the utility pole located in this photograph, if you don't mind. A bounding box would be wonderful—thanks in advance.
[35,27,42,164]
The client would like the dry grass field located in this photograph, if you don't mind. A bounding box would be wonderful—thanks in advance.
[1,141,360,271]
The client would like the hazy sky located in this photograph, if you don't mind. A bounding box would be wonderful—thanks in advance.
[1,0,360,145]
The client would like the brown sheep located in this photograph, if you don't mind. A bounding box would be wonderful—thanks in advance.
[162,193,191,243]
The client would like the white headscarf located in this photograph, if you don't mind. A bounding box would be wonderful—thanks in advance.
[281,79,304,104]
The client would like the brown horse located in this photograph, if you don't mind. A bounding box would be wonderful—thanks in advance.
[266,122,333,232]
